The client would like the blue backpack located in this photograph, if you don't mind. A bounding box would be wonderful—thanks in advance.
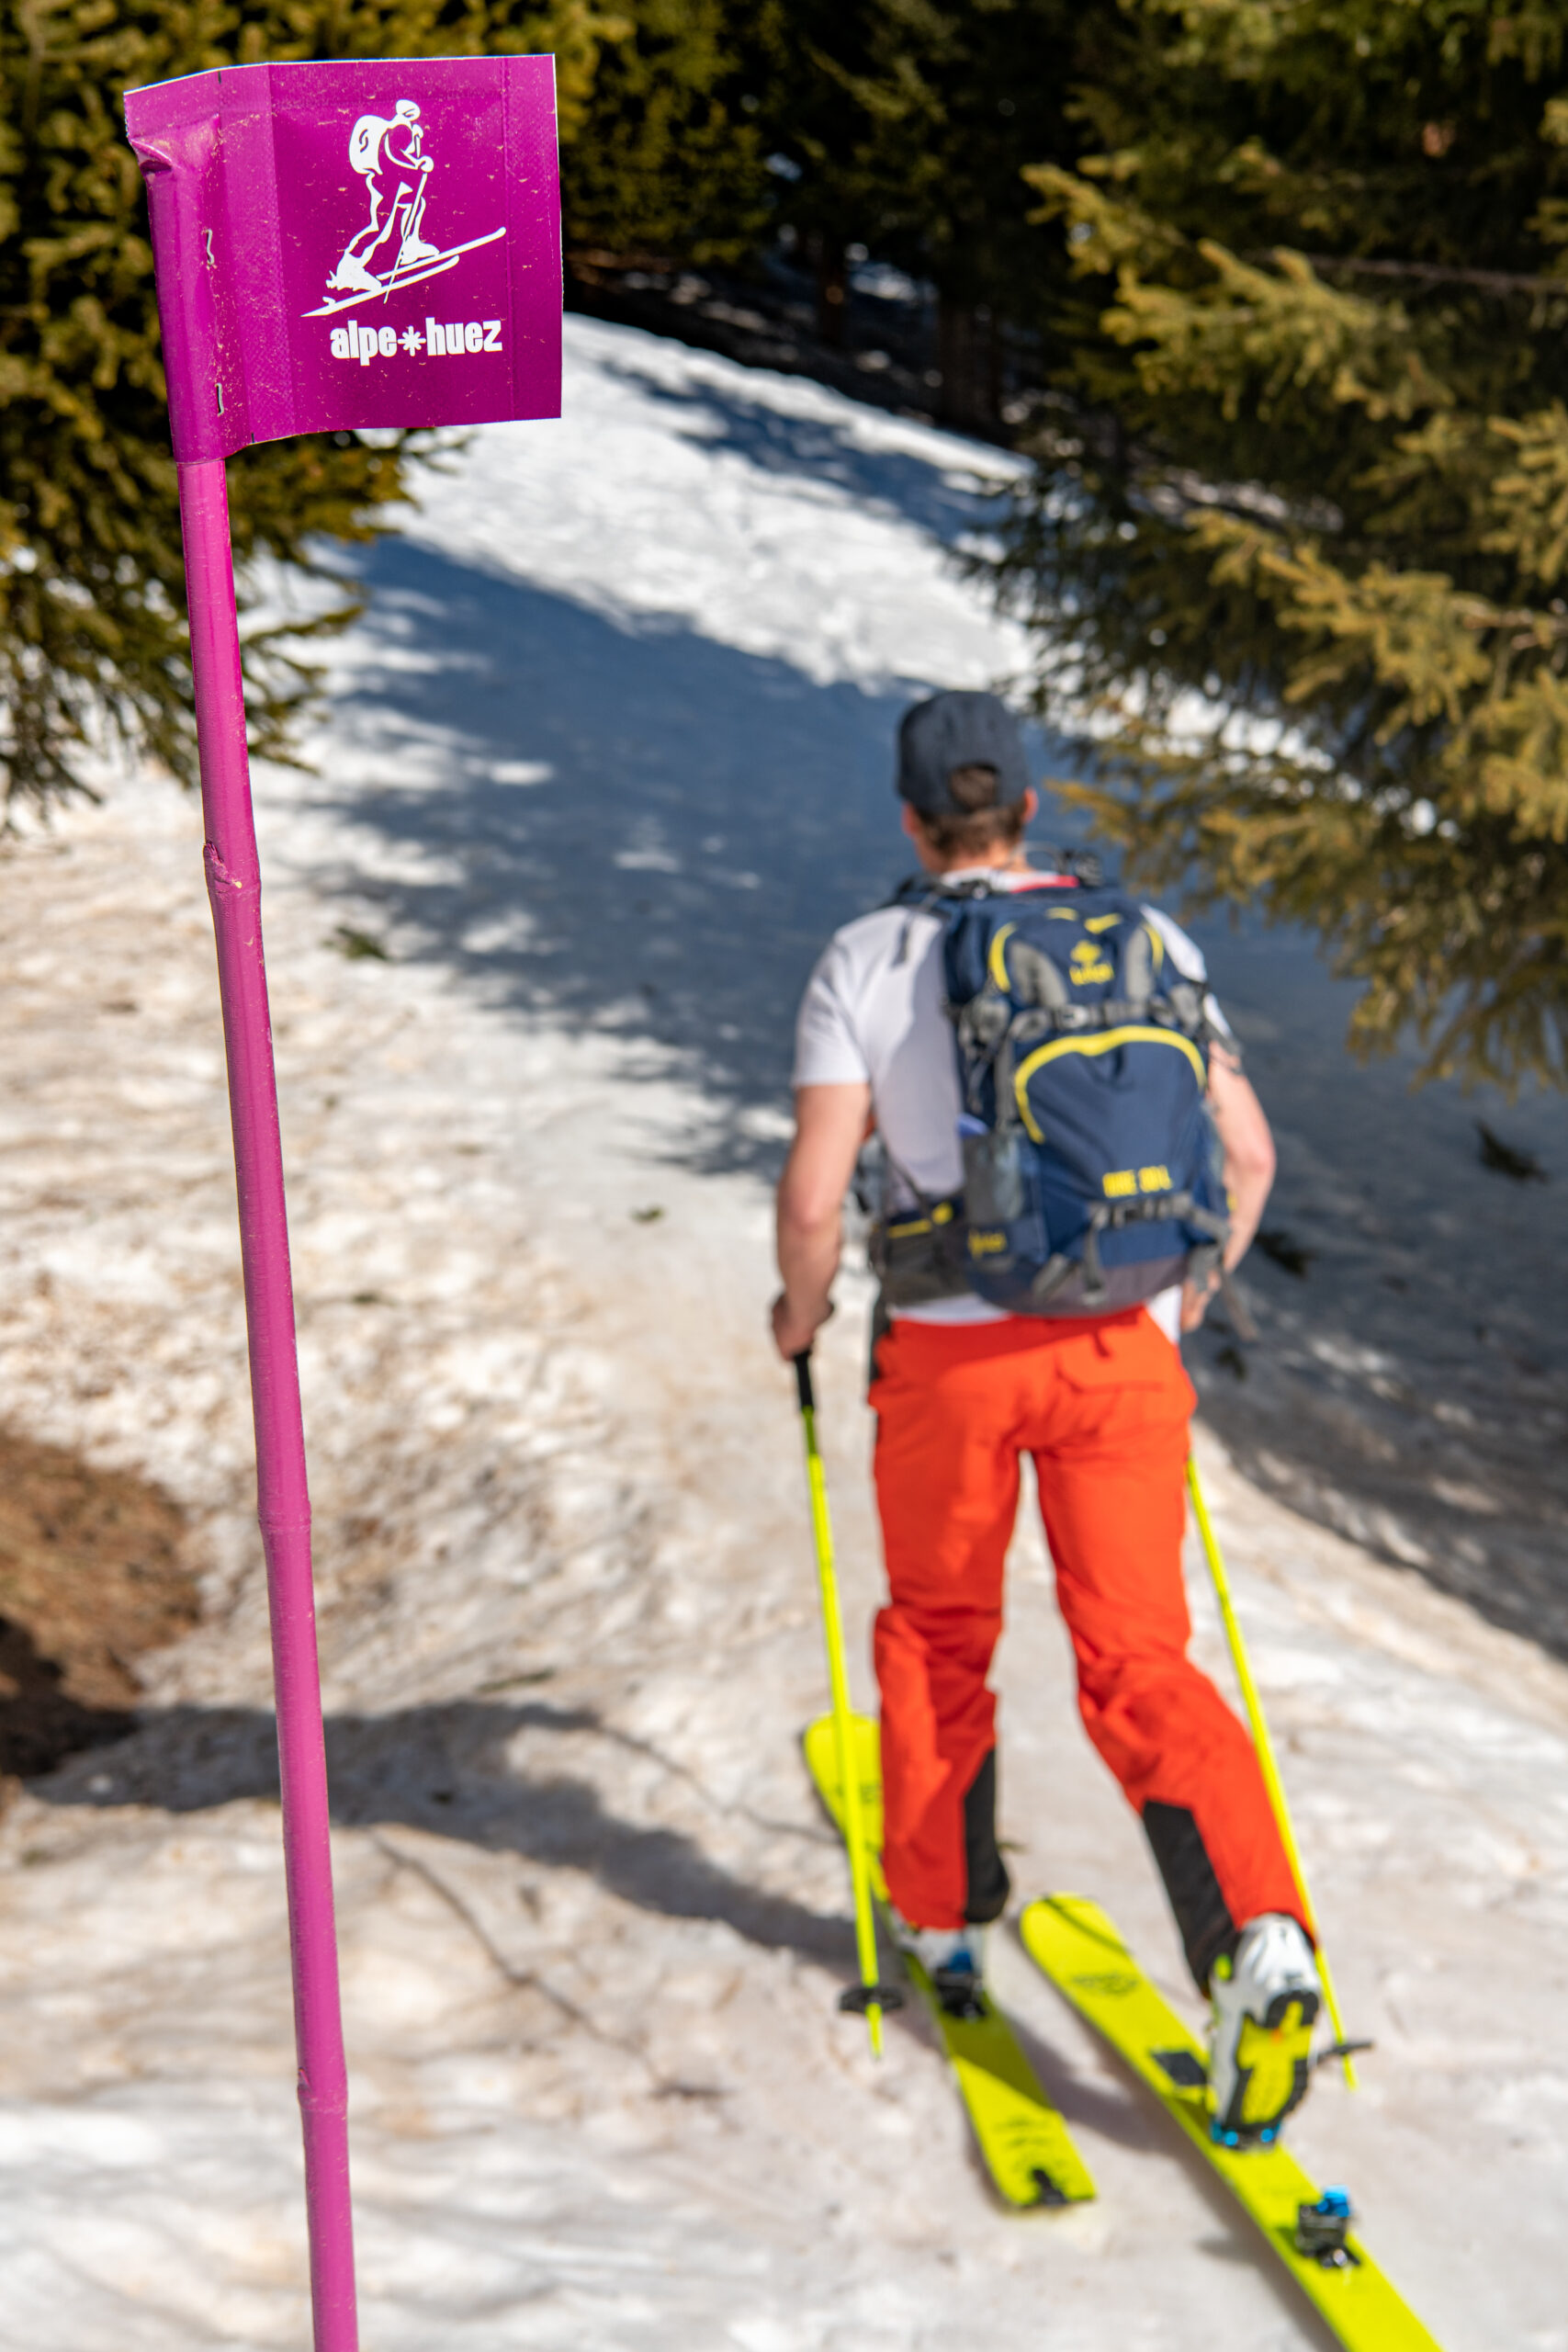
[908,872,1231,1316]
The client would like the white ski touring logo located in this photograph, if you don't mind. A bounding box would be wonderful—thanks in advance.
[303,99,505,321]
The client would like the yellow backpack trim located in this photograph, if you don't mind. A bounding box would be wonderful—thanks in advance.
[1013,1026,1206,1145]
[987,922,1017,991]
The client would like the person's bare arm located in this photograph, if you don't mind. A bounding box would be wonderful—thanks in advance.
[1180,1045,1276,1332]
[772,1082,873,1360]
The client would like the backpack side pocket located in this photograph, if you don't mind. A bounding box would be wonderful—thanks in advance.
[960,1120,1025,1227]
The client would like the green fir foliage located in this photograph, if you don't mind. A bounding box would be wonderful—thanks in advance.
[776,0,1078,319]
[728,0,1080,409]
[560,0,769,266]
[998,0,1568,1089]
[0,0,614,817]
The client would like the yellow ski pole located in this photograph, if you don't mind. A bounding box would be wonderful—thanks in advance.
[1186,1457,1359,2089]
[794,1351,902,2056]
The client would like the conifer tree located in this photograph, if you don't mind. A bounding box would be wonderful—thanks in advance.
[560,0,769,269]
[999,0,1568,1089]
[748,0,1080,413]
[721,0,861,346]
[0,0,611,817]
[818,0,1079,423]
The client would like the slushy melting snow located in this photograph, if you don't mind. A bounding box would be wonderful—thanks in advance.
[1,316,1564,2349]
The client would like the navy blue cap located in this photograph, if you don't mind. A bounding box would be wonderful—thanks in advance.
[896,691,1031,815]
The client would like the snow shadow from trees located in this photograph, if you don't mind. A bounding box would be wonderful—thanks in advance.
[588,352,1010,537]
[303,532,1568,1656]
[35,1696,852,1964]
[310,532,1068,1175]
[22,1698,1234,2165]
[1178,919,1568,1659]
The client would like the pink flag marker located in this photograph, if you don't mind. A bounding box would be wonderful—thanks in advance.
[124,58,561,2351]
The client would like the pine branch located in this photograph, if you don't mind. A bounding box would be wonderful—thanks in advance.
[1284,252,1568,301]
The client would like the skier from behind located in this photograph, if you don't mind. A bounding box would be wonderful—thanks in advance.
[328,98,438,298]
[773,690,1322,2147]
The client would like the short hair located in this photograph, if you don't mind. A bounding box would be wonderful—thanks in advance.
[916,763,1028,860]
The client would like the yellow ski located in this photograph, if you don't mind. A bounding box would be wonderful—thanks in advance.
[1021,1895,1444,2349]
[804,1713,1095,2208]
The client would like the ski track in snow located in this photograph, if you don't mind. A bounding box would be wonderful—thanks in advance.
[1,312,1564,2348]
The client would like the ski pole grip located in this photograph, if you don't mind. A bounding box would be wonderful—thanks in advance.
[793,1351,815,1415]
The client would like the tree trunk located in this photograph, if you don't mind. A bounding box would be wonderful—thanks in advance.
[936,299,1000,432]
[812,236,849,349]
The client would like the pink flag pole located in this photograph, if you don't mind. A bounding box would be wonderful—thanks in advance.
[125,58,561,2343]
[179,453,358,2349]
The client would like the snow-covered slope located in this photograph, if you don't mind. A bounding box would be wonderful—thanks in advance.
[0,313,1562,2349]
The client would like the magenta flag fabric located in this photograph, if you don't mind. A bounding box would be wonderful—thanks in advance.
[124,54,561,459]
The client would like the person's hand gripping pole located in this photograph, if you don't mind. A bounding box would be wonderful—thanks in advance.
[1186,1458,1362,2087]
[794,1351,903,2054]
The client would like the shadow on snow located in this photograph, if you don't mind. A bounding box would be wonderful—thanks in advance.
[36,1696,851,1970]
[589,345,1012,538]
[302,531,1064,1178]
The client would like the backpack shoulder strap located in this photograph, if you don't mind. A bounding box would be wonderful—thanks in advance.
[881,871,1008,910]
[880,872,1009,967]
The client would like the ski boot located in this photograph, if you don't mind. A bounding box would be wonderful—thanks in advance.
[896,1919,988,2019]
[397,236,443,269]
[328,254,381,297]
[1208,1912,1321,2146]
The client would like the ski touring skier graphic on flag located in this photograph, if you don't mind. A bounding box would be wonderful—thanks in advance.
[329,99,438,296]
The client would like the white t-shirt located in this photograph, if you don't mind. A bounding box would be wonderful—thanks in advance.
[792,866,1231,1341]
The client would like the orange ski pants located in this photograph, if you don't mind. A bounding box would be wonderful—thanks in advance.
[870,1308,1302,1985]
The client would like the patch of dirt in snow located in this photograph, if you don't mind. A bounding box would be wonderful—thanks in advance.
[0,320,1562,2351]
[0,1429,197,1780]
